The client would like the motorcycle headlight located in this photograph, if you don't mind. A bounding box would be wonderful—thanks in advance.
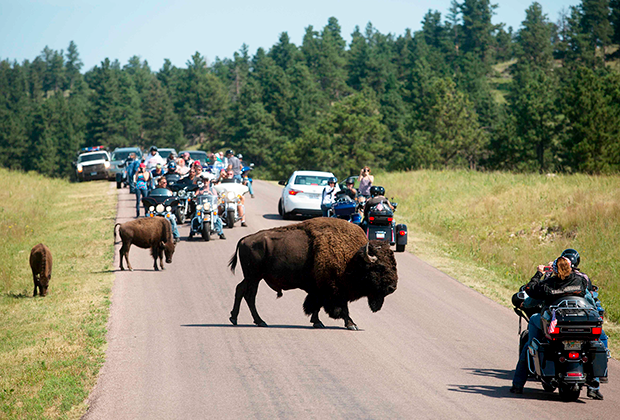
[149,206,155,212]
[227,191,235,200]
[166,206,172,212]
[156,204,165,213]
[196,204,203,210]
[204,203,211,211]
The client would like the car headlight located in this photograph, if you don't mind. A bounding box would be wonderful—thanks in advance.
[77,164,83,173]
[156,204,164,213]
[149,206,155,212]
[227,191,235,200]
[196,204,203,210]
[104,161,110,169]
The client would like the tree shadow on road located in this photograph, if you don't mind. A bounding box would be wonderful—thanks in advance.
[181,323,346,330]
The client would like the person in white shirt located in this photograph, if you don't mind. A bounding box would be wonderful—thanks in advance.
[321,177,340,217]
[145,146,166,170]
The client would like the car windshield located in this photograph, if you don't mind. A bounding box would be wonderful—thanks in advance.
[159,149,177,158]
[188,152,208,162]
[293,175,331,186]
[78,153,108,163]
[112,150,140,161]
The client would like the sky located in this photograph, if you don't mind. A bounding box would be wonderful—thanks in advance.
[0,0,580,72]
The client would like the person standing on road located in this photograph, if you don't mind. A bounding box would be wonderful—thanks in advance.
[134,163,150,218]
[226,150,243,183]
[358,166,374,198]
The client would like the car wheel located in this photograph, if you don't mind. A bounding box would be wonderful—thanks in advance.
[116,181,122,189]
[278,198,283,216]
[396,244,405,252]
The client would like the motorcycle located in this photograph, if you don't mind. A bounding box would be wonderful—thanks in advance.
[141,188,179,225]
[213,180,248,228]
[328,192,363,225]
[362,199,407,252]
[170,180,199,224]
[512,291,608,401]
[189,193,219,241]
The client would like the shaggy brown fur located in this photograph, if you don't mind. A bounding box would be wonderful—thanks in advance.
[228,217,398,330]
[30,243,53,297]
[114,217,175,271]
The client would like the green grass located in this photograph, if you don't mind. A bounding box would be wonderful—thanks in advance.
[377,170,620,355]
[0,168,116,419]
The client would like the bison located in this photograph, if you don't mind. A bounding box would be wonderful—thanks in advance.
[114,217,175,271]
[30,243,53,297]
[228,217,398,330]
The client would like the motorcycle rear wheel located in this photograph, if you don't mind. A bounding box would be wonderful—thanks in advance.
[558,383,581,401]
[396,244,405,252]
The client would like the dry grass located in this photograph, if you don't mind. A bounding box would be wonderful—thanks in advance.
[0,168,116,419]
[377,170,620,355]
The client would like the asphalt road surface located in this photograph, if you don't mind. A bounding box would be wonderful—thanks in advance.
[84,180,619,419]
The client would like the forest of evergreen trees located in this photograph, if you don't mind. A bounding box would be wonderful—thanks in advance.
[1,0,620,181]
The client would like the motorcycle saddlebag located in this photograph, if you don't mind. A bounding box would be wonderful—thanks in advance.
[589,340,608,379]
[529,341,555,377]
[367,206,393,225]
[334,201,356,217]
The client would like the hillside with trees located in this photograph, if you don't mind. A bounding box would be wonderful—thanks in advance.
[1,0,619,180]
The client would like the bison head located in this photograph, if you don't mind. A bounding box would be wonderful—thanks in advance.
[354,241,397,312]
[163,240,175,264]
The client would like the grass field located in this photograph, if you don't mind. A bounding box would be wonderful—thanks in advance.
[377,170,620,355]
[0,168,116,419]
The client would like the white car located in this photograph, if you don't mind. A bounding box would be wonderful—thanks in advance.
[278,170,336,219]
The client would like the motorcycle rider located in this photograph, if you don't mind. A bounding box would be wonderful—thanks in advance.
[510,256,590,394]
[226,149,243,183]
[219,170,247,227]
[321,177,340,217]
[196,178,226,240]
[134,163,151,218]
[343,178,358,201]
[145,146,165,170]
[150,164,165,189]
[155,177,180,243]
[362,186,394,223]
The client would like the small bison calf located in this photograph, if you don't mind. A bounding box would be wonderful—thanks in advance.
[114,217,176,271]
[30,243,53,297]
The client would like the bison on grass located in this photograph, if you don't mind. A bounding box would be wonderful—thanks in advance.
[228,217,398,330]
[30,243,53,297]
[114,217,175,271]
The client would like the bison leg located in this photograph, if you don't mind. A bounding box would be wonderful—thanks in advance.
[151,246,159,271]
[158,248,165,270]
[120,242,133,271]
[303,294,325,328]
[325,301,358,331]
[230,279,267,327]
[340,305,358,331]
[33,274,39,297]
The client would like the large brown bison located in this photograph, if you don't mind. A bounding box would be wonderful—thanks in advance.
[30,243,53,297]
[228,217,398,330]
[114,217,175,271]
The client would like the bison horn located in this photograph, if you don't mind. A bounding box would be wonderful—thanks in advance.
[364,243,377,263]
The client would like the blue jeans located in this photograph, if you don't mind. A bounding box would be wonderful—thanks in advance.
[136,187,148,217]
[513,313,543,388]
[213,215,224,235]
[246,180,254,196]
[168,214,180,239]
[321,203,332,217]
[233,174,243,183]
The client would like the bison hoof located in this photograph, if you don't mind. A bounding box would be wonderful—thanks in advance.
[120,267,125,271]
[313,321,325,329]
[255,321,268,327]
[346,324,359,331]
[229,317,237,326]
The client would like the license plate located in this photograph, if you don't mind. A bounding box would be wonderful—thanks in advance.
[376,232,386,239]
[563,340,583,350]
[91,172,97,176]
[308,193,320,199]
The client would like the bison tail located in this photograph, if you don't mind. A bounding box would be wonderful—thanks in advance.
[114,223,121,243]
[228,241,241,274]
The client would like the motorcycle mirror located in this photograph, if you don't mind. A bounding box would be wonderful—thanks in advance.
[250,163,255,168]
[278,180,286,186]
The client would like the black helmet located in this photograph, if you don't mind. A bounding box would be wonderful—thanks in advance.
[561,248,580,268]
[226,149,234,156]
[167,161,177,171]
[345,177,355,185]
[327,176,337,184]
[149,145,158,152]
[370,186,385,197]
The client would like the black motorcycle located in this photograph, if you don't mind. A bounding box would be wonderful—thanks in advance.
[141,188,179,223]
[362,200,407,252]
[170,180,199,224]
[512,291,607,401]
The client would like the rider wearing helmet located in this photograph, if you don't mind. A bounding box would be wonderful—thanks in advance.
[342,177,357,201]
[363,185,394,221]
[166,160,177,174]
[321,176,340,217]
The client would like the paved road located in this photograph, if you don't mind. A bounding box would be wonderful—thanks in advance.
[84,180,619,419]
